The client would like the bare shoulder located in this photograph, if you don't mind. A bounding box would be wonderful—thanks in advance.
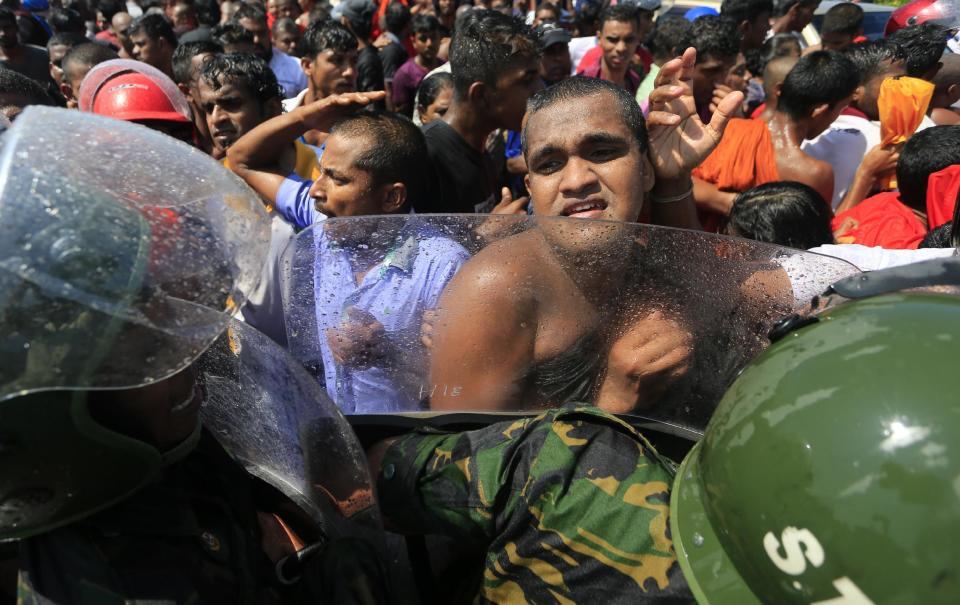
[440,230,546,306]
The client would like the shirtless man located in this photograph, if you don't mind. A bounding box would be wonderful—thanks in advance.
[429,48,743,413]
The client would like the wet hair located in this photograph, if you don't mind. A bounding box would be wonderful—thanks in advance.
[918,221,958,248]
[330,112,430,210]
[842,39,906,86]
[449,9,540,99]
[126,13,177,46]
[172,39,223,85]
[647,16,690,61]
[231,2,268,26]
[772,0,817,18]
[0,67,55,106]
[821,2,862,36]
[678,14,739,63]
[888,23,949,78]
[599,4,639,31]
[728,182,834,249]
[211,22,254,49]
[48,8,85,34]
[384,2,411,35]
[522,76,649,155]
[896,126,960,211]
[777,50,858,120]
[411,13,440,35]
[720,0,773,26]
[198,52,283,105]
[301,20,357,60]
[47,31,87,53]
[416,71,453,115]
[194,0,220,27]
[61,41,118,76]
[97,0,126,22]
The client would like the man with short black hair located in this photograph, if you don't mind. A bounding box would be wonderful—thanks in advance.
[418,9,542,214]
[59,41,117,107]
[636,16,689,103]
[720,0,773,51]
[126,13,177,77]
[272,17,300,57]
[178,0,219,43]
[0,7,52,87]
[391,14,441,115]
[539,22,570,87]
[46,30,85,87]
[693,51,858,228]
[48,8,84,34]
[676,14,739,121]
[818,2,863,52]
[171,39,221,151]
[95,0,126,47]
[232,2,305,97]
[888,23,948,81]
[283,21,357,145]
[576,4,641,95]
[532,1,560,27]
[211,22,255,54]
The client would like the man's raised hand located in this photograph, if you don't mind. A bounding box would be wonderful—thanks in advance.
[646,47,743,181]
[300,91,387,132]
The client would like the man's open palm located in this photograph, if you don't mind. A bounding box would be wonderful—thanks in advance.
[646,47,743,181]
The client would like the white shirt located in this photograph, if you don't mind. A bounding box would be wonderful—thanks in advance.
[779,244,956,303]
[801,112,936,209]
[240,212,296,346]
[567,36,596,75]
[270,48,308,99]
[282,88,308,113]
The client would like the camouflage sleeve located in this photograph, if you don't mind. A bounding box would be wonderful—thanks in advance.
[377,406,693,603]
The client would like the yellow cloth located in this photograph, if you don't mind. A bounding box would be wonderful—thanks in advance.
[222,139,321,181]
[877,76,935,190]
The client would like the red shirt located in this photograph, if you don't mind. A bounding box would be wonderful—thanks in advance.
[576,49,643,96]
[832,191,927,249]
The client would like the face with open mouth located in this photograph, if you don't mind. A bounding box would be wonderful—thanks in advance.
[524,90,654,225]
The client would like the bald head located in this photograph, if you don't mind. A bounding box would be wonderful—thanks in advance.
[932,53,960,109]
[112,11,133,33]
[762,55,798,109]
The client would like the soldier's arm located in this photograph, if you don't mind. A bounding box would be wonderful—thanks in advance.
[370,407,691,600]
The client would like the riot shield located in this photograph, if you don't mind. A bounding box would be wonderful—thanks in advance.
[0,106,270,400]
[199,318,382,534]
[281,215,858,432]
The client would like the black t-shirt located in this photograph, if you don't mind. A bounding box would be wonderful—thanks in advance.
[379,41,407,80]
[418,120,499,214]
[356,45,384,93]
[0,44,53,87]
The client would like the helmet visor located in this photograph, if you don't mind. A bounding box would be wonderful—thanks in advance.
[0,106,270,401]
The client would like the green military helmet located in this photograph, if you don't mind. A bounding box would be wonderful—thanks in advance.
[0,106,270,540]
[671,289,960,605]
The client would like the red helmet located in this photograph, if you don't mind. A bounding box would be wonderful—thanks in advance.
[79,59,192,124]
[885,0,960,36]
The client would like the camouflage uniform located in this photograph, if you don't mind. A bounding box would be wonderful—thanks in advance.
[378,406,693,603]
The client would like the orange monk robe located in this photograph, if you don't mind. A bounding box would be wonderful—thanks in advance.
[832,191,927,249]
[926,164,960,231]
[877,77,935,190]
[692,117,780,232]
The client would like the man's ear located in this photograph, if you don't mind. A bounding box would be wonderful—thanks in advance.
[851,83,865,104]
[300,55,313,77]
[737,19,750,37]
[381,182,407,213]
[810,102,830,121]
[177,82,192,101]
[467,80,487,106]
[60,82,75,105]
[640,152,655,193]
[773,81,785,99]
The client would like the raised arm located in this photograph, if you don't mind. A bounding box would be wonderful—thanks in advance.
[227,91,386,203]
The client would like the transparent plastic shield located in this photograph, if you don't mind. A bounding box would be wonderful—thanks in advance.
[0,106,269,401]
[281,215,858,431]
[199,319,381,534]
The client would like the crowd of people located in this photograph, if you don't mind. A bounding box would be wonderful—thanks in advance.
[2,0,960,601]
